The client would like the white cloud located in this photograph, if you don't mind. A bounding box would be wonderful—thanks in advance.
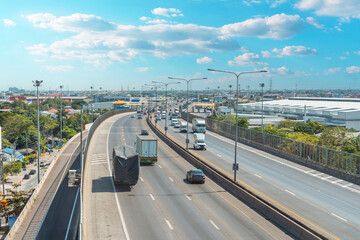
[140,16,150,21]
[242,0,288,8]
[26,44,49,55]
[305,17,324,28]
[346,66,360,74]
[221,13,305,40]
[296,0,360,19]
[325,57,332,60]
[25,12,315,65]
[46,65,74,72]
[325,67,341,75]
[271,0,288,8]
[354,51,360,55]
[146,19,168,24]
[137,67,150,72]
[228,53,268,66]
[264,66,308,76]
[34,59,45,62]
[273,46,317,56]
[340,56,347,60]
[240,46,249,52]
[196,56,214,64]
[261,50,274,58]
[3,19,16,27]
[334,25,342,31]
[151,8,183,17]
[26,13,117,32]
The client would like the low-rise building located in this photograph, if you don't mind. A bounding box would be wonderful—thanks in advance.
[237,97,360,130]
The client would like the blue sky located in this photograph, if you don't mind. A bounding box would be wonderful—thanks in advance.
[1,0,360,91]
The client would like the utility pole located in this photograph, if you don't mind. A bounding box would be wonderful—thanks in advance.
[90,86,94,122]
[0,126,4,196]
[33,80,43,184]
[60,85,63,146]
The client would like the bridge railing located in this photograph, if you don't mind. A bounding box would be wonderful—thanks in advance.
[6,131,83,240]
[182,111,360,183]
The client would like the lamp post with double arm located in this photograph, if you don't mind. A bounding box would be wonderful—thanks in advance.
[168,77,207,149]
[208,69,267,182]
[152,81,181,136]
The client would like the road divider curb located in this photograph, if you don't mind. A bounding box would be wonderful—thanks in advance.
[147,115,329,240]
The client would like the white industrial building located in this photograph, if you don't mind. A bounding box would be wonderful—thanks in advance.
[237,97,360,130]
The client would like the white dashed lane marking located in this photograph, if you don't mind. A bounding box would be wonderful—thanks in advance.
[165,219,174,230]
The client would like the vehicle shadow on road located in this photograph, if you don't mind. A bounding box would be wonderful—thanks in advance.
[92,176,131,193]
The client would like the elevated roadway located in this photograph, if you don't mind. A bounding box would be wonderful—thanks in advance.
[156,115,360,240]
[7,132,86,240]
[83,112,291,240]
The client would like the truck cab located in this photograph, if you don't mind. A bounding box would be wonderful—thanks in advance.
[192,118,206,133]
[193,133,207,150]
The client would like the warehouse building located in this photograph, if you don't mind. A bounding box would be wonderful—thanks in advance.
[237,97,360,130]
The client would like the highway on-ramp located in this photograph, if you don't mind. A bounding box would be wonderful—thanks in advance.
[83,112,291,240]
[156,114,360,240]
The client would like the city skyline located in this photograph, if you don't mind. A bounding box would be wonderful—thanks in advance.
[1,0,359,91]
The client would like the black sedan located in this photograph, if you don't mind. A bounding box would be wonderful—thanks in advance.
[186,169,205,184]
[140,129,149,135]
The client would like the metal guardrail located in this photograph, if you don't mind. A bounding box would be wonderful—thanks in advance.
[146,115,327,240]
[182,111,360,182]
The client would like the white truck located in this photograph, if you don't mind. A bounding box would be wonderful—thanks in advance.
[179,120,187,133]
[193,133,207,150]
[192,118,206,133]
[136,135,158,164]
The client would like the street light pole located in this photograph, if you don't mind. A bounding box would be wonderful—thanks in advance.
[152,81,180,136]
[168,77,207,150]
[260,83,265,134]
[90,86,94,122]
[33,80,43,184]
[60,85,63,146]
[208,69,267,182]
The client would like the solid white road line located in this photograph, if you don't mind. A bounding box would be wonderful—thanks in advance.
[312,173,324,177]
[285,189,296,196]
[106,117,130,240]
[305,170,315,174]
[321,176,332,180]
[140,177,144,182]
[169,177,174,182]
[216,154,222,158]
[342,183,353,188]
[149,194,155,201]
[254,174,263,179]
[185,195,191,201]
[330,213,348,222]
[209,220,220,230]
[165,219,174,230]
[331,179,343,184]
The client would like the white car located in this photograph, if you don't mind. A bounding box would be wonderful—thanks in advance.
[174,121,180,128]
[171,119,178,126]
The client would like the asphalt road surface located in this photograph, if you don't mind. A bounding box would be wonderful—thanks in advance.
[83,112,292,240]
[156,114,360,240]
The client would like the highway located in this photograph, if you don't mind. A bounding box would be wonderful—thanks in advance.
[156,112,360,240]
[83,112,291,240]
